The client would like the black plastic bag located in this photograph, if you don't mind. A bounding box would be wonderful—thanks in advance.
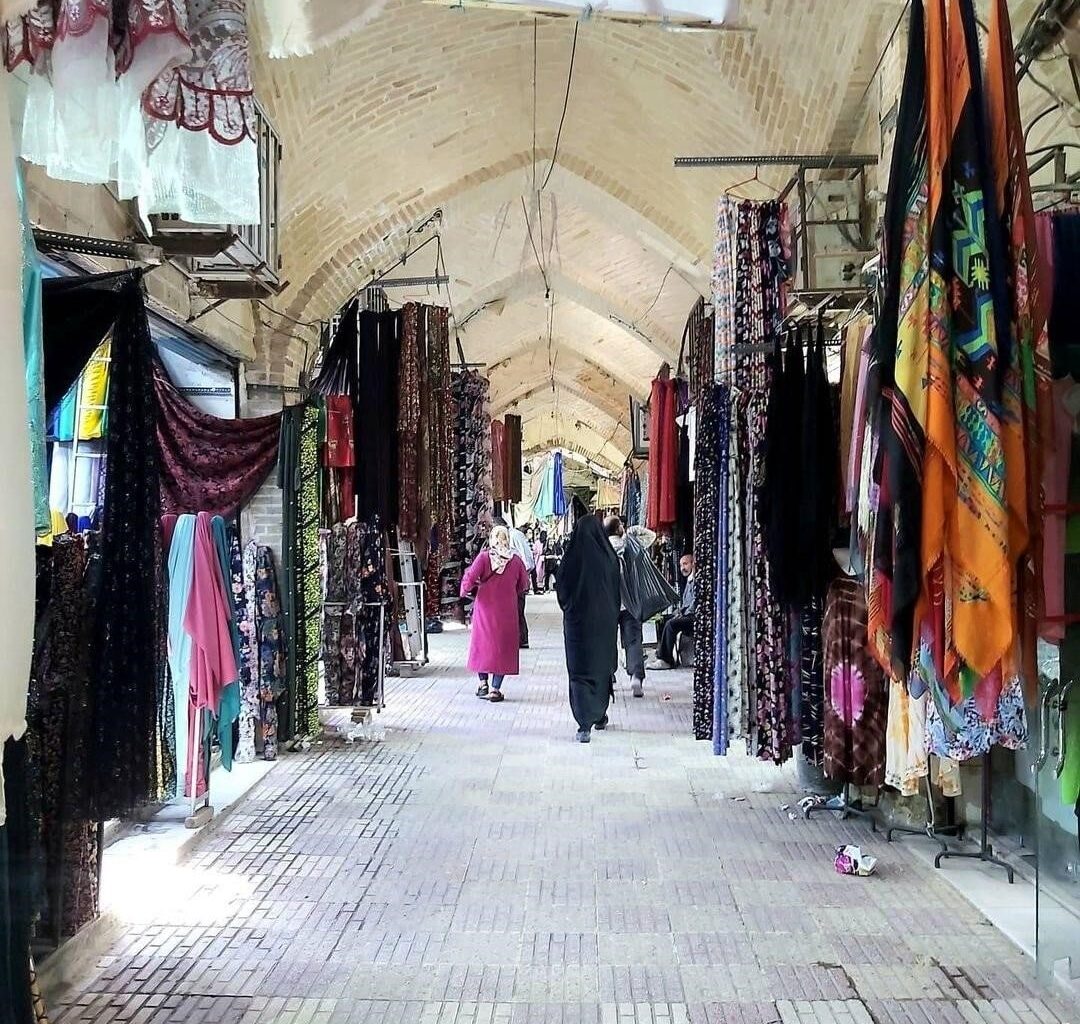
[621,534,679,622]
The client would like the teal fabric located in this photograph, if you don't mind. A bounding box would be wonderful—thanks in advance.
[50,387,76,442]
[17,167,47,536]
[211,516,241,771]
[167,515,197,797]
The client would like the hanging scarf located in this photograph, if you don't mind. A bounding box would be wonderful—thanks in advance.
[942,0,1014,686]
[984,0,1050,696]
[154,362,282,519]
[83,272,163,818]
[870,0,933,679]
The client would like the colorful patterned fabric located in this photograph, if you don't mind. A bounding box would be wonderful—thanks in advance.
[941,0,1014,683]
[985,0,1050,696]
[869,0,933,680]
[691,383,719,743]
[280,402,323,739]
[233,534,257,764]
[823,577,887,787]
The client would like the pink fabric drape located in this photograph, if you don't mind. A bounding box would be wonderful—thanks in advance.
[183,512,239,796]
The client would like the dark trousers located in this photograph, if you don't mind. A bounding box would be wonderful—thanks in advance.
[657,613,694,665]
[618,611,645,681]
[518,591,529,647]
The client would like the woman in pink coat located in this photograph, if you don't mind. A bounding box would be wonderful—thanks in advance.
[461,525,530,702]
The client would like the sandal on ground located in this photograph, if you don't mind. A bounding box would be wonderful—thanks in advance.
[476,682,490,698]
[594,715,609,730]
[576,729,591,743]
[631,679,644,698]
[488,690,505,703]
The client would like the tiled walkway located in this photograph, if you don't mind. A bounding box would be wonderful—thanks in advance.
[56,596,1072,1024]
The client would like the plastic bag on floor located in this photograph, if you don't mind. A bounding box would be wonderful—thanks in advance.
[834,844,877,876]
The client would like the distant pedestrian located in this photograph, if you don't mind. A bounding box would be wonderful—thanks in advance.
[557,514,621,743]
[460,525,530,702]
[532,530,546,592]
[605,516,656,698]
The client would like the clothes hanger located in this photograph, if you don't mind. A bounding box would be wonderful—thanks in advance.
[840,296,870,329]
[723,164,781,199]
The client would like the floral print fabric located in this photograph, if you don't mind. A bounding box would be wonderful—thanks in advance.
[703,197,793,762]
[322,519,389,706]
[233,537,286,762]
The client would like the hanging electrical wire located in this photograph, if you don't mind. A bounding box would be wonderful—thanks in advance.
[521,195,551,295]
[540,21,580,192]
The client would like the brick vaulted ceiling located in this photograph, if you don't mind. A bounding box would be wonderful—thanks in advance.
[258,0,1047,466]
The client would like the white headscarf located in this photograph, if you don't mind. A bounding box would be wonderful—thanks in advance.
[488,525,514,575]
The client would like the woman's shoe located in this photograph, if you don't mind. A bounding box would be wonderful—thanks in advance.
[632,679,645,698]
[476,682,490,698]
[576,729,591,743]
[594,715,609,730]
[488,690,505,703]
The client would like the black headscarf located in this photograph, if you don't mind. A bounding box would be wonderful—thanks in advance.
[557,515,620,729]
[557,514,618,620]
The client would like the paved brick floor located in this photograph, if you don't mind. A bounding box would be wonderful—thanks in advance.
[55,596,1074,1024]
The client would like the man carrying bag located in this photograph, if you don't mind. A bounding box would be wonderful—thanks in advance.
[605,516,679,698]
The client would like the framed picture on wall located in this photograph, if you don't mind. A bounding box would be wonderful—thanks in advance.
[630,396,649,458]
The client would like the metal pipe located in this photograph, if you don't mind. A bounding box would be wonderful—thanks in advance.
[674,154,878,169]
[32,227,163,264]
[377,275,450,289]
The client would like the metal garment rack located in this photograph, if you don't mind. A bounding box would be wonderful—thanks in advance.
[885,776,964,854]
[185,707,213,829]
[802,783,878,831]
[673,153,879,294]
[935,757,1014,883]
[323,600,388,712]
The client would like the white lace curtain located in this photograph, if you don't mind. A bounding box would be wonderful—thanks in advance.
[4,0,259,226]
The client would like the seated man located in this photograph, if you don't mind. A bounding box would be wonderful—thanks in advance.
[647,554,695,670]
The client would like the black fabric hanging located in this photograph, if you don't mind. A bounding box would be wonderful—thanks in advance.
[798,319,839,601]
[40,271,164,818]
[313,300,401,525]
[87,273,164,817]
[40,271,140,413]
[0,739,37,1024]
[761,326,805,607]
[1050,212,1080,381]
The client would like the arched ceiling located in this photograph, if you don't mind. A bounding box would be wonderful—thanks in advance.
[252,0,907,463]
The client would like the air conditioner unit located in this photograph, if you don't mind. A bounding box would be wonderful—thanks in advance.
[150,101,283,299]
[792,177,874,292]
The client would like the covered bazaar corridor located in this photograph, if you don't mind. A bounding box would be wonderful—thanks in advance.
[52,598,1069,1024]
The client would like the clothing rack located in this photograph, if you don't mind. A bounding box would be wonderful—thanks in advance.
[32,227,162,265]
[179,386,233,397]
[885,776,964,855]
[246,382,308,395]
[185,707,213,829]
[935,757,1014,883]
[802,782,878,830]
[322,599,388,712]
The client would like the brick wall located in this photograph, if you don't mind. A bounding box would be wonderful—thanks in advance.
[238,367,300,557]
